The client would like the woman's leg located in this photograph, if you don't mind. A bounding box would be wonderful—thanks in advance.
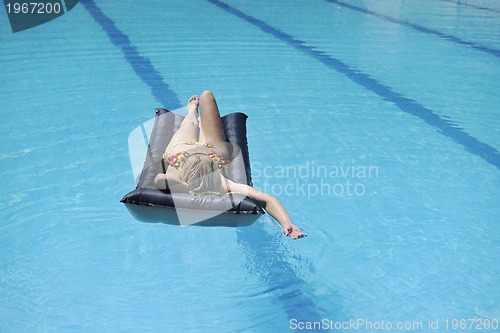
[198,90,228,155]
[165,96,200,153]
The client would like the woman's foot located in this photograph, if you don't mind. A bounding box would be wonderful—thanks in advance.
[187,95,199,114]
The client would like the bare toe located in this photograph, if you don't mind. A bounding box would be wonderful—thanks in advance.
[188,95,199,106]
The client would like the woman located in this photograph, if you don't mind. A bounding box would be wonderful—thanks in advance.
[154,90,306,239]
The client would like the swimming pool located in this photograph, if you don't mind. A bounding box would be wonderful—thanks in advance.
[1,0,499,331]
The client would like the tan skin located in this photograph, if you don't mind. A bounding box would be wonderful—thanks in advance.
[154,91,306,239]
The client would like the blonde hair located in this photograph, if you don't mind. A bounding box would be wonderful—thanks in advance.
[181,153,225,196]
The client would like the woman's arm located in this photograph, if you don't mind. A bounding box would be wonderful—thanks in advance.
[154,173,190,193]
[226,180,306,239]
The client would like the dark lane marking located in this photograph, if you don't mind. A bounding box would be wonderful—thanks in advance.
[80,0,181,109]
[439,0,500,14]
[326,0,500,58]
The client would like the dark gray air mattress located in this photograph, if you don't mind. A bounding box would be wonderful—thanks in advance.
[121,108,264,226]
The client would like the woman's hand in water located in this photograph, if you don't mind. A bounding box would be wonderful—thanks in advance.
[284,224,307,239]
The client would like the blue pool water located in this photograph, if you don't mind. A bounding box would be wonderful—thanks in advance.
[1,0,499,332]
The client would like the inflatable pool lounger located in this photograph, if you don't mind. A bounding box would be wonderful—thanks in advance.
[121,108,265,226]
